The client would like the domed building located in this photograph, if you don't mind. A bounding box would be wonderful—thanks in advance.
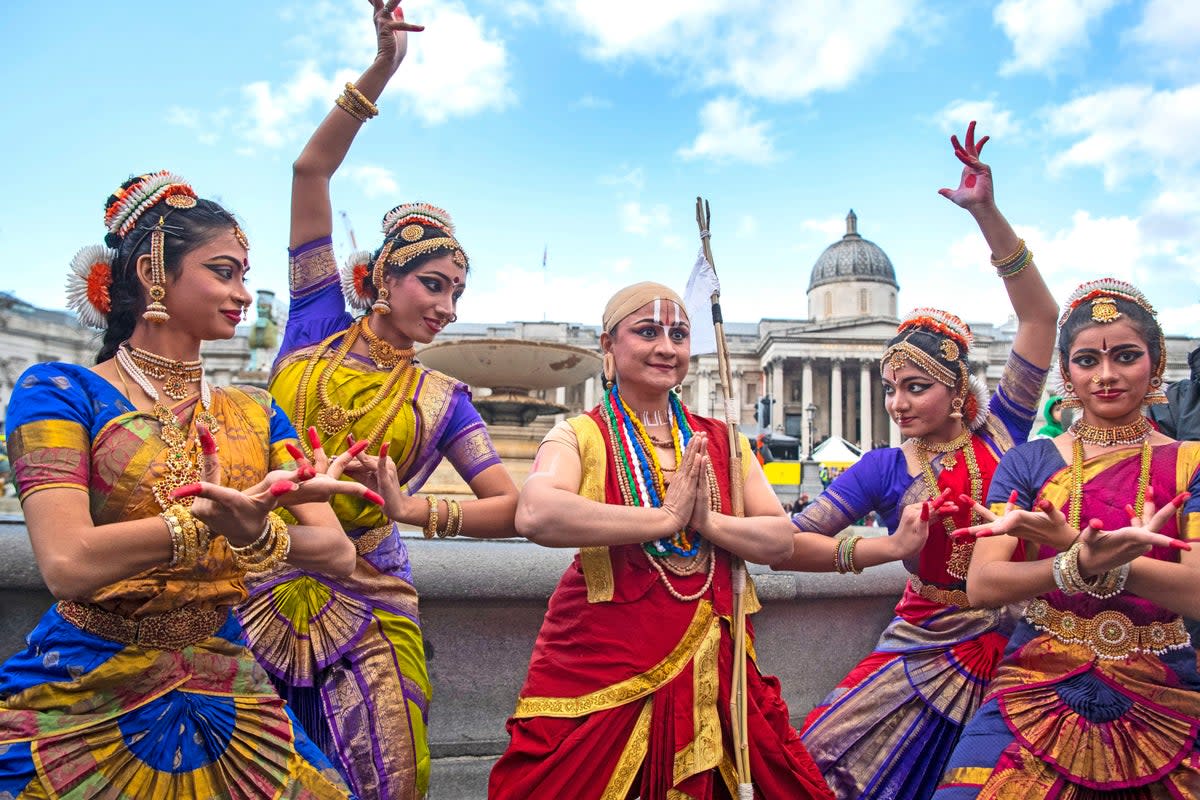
[808,210,899,322]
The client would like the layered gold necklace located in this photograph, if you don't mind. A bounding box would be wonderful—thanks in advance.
[913,426,981,580]
[293,317,418,448]
[1067,417,1152,530]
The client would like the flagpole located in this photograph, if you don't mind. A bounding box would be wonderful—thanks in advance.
[694,197,753,798]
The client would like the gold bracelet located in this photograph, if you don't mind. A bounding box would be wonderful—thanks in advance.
[162,504,202,568]
[335,94,370,122]
[440,499,463,538]
[230,516,274,556]
[846,535,863,574]
[990,238,1026,268]
[343,82,379,117]
[233,512,290,573]
[423,496,439,539]
[161,508,185,567]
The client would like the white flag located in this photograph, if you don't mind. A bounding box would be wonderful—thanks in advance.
[684,247,720,356]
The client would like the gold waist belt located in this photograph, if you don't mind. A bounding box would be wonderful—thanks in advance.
[58,600,224,651]
[909,575,971,608]
[353,524,394,555]
[1024,598,1190,660]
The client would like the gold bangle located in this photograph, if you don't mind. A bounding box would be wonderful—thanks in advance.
[990,238,1026,268]
[335,94,370,122]
[163,504,202,568]
[441,499,462,538]
[233,512,290,573]
[423,496,439,539]
[343,82,379,117]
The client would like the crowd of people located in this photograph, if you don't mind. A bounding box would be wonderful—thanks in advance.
[2,3,1199,799]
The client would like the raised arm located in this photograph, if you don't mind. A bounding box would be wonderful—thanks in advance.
[939,121,1058,369]
[290,0,423,247]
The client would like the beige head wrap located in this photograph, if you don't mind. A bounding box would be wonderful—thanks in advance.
[602,282,689,333]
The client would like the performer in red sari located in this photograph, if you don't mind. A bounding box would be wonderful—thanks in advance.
[489,282,869,799]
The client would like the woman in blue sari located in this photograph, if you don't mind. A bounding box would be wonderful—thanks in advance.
[0,171,374,798]
[772,122,1059,799]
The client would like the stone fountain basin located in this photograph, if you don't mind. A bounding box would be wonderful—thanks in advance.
[416,339,601,392]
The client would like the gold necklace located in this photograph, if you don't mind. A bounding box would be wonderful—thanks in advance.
[360,316,415,369]
[126,345,203,401]
[294,320,415,436]
[914,427,972,469]
[1069,417,1151,447]
[1068,437,1151,530]
[914,430,981,580]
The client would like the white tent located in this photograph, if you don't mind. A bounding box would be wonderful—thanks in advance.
[810,436,862,467]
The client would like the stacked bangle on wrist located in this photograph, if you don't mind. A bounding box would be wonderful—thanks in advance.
[439,499,463,538]
[1052,541,1130,598]
[834,535,863,574]
[335,82,379,122]
[161,504,207,568]
[990,238,1034,279]
[229,512,291,574]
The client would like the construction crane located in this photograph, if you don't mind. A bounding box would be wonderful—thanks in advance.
[340,210,358,251]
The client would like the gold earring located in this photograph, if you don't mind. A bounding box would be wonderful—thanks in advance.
[1059,380,1083,410]
[371,241,394,315]
[142,228,169,323]
[602,353,616,387]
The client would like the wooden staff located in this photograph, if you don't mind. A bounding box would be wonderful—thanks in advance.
[694,197,753,797]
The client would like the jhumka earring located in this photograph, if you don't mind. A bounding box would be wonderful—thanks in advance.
[1059,377,1083,410]
[142,221,170,323]
[949,396,964,420]
[1145,343,1169,406]
[371,241,395,315]
[602,352,616,388]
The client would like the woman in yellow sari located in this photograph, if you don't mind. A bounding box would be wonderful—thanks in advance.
[0,171,371,798]
[240,3,519,797]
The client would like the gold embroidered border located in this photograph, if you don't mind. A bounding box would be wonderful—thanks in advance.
[601,699,653,800]
[569,414,615,603]
[941,766,993,787]
[514,600,715,718]
[674,616,723,785]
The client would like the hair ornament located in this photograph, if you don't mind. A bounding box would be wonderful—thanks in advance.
[897,307,973,354]
[382,203,456,237]
[66,244,118,329]
[1058,278,1156,327]
[966,373,991,431]
[400,224,424,242]
[340,250,374,311]
[104,171,197,240]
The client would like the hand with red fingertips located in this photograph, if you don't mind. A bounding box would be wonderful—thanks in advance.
[307,426,323,453]
[347,439,370,458]
[285,442,307,463]
[270,480,297,497]
[171,483,203,500]
[938,120,995,212]
[364,490,385,506]
[198,426,218,456]
[920,501,930,522]
[1008,490,1019,506]
[1172,491,1191,507]
[1170,540,1192,551]
[378,441,390,460]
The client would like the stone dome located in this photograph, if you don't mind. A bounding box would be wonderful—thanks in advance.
[808,210,898,292]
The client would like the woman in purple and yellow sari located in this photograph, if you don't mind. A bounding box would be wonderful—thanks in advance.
[239,4,519,798]
[771,122,1059,800]
[934,279,1200,798]
[0,172,368,798]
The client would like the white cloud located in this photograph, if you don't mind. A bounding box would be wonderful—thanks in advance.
[678,97,777,165]
[467,263,629,323]
[800,215,849,241]
[570,93,614,110]
[1046,83,1200,187]
[1129,0,1200,51]
[736,215,758,237]
[166,106,227,146]
[550,0,920,101]
[934,99,1023,140]
[620,201,671,235]
[236,0,514,149]
[340,165,400,199]
[993,0,1120,75]
[599,165,645,192]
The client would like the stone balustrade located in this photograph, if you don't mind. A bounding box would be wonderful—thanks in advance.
[0,516,906,798]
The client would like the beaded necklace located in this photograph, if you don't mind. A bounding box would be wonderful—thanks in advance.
[913,425,981,580]
[360,315,416,369]
[1069,417,1152,448]
[116,344,216,511]
[603,386,699,556]
[125,345,203,401]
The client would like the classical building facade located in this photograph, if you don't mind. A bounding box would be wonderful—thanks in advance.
[3,214,1197,454]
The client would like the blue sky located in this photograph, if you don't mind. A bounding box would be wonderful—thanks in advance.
[2,0,1198,334]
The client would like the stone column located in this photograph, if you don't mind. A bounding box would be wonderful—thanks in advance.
[729,370,743,425]
[584,377,596,410]
[696,369,711,416]
[771,359,786,431]
[889,406,902,446]
[830,359,843,440]
[859,360,873,450]
[801,358,814,457]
